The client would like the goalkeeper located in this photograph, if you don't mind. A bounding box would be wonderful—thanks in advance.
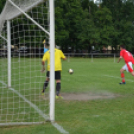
[41,44,66,99]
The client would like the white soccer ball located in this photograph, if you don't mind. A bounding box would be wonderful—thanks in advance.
[68,69,73,74]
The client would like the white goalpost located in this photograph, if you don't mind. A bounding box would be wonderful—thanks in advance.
[0,0,55,126]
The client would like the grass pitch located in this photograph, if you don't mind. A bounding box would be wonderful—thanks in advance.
[1,57,134,134]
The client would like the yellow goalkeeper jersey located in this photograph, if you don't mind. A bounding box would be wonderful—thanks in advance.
[42,48,66,71]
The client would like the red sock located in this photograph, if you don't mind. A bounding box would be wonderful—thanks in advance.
[121,73,125,82]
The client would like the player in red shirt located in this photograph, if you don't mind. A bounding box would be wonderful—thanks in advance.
[117,45,134,84]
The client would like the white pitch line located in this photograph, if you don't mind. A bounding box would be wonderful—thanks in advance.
[103,75,134,82]
[52,122,69,134]
[0,80,69,134]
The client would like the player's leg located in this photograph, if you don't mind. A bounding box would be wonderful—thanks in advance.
[42,71,50,93]
[120,65,126,84]
[56,80,61,96]
[126,62,134,76]
[55,71,62,99]
[120,62,134,84]
[130,71,134,76]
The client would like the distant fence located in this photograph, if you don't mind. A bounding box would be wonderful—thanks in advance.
[0,46,122,58]
[0,51,121,58]
[64,53,121,63]
[64,53,120,58]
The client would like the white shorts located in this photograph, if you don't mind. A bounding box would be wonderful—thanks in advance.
[122,62,133,72]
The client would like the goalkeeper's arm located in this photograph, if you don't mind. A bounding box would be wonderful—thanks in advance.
[41,60,45,72]
[42,52,47,72]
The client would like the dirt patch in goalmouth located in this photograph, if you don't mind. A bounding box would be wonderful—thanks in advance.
[60,92,120,101]
[40,92,121,101]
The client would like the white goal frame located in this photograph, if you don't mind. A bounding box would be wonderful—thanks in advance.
[0,0,55,124]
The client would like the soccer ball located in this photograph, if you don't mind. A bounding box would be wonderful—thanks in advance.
[68,69,73,74]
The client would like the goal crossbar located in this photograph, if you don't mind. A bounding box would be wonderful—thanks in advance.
[7,0,44,20]
[8,0,50,35]
[0,0,49,35]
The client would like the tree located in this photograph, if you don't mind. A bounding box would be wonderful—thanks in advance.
[94,7,116,49]
[55,0,69,49]
[101,0,134,52]
[0,0,6,13]
[55,0,92,52]
[77,17,100,52]
[81,0,98,15]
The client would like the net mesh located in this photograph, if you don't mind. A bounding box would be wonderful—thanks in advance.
[0,0,45,32]
[0,0,50,125]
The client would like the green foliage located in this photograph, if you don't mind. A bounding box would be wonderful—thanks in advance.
[57,0,89,50]
[55,3,69,47]
[0,0,6,13]
[101,0,134,52]
[94,7,115,47]
[55,0,134,52]
[1,0,134,52]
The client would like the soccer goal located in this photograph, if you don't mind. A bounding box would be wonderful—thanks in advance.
[0,0,55,126]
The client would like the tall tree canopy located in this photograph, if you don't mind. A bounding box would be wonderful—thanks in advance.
[0,0,6,13]
[1,0,134,52]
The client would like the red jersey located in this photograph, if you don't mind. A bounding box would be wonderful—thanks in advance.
[120,49,134,64]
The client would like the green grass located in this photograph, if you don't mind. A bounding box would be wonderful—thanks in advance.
[1,57,134,134]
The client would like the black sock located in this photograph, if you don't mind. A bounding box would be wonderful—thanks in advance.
[42,80,49,92]
[56,83,61,96]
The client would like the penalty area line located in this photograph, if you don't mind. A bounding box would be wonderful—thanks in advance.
[103,75,134,82]
[0,80,69,134]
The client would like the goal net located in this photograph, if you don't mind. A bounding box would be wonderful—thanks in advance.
[0,0,55,126]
